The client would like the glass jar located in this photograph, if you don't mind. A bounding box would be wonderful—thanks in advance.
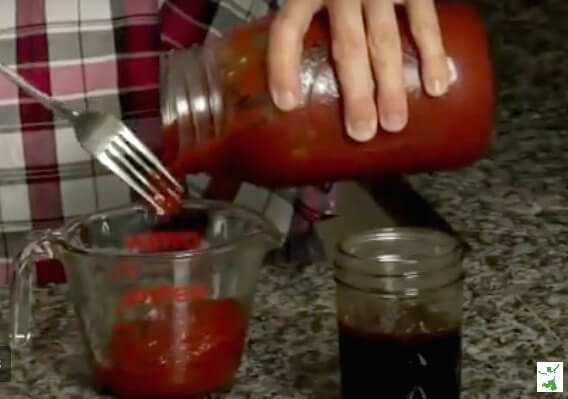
[160,2,494,188]
[334,227,465,399]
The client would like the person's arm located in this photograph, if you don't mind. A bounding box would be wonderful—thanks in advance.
[268,0,449,141]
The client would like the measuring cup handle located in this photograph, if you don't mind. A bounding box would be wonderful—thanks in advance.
[10,231,60,348]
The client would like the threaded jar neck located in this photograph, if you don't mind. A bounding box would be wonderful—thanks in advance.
[160,46,223,150]
[335,228,466,296]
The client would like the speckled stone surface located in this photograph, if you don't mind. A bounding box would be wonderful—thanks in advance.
[0,1,567,398]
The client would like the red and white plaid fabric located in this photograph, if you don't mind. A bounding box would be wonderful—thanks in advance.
[0,0,336,285]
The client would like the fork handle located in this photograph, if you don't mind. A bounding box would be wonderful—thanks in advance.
[0,63,77,121]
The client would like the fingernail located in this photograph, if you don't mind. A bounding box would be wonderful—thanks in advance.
[272,90,298,111]
[380,110,407,133]
[347,120,377,142]
[426,78,447,97]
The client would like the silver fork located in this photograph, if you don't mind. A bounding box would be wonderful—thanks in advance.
[0,63,183,214]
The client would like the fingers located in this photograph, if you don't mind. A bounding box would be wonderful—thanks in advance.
[268,0,448,141]
[405,0,449,96]
[328,0,377,142]
[364,0,407,133]
[268,0,321,111]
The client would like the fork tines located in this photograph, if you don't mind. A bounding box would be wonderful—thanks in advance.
[97,128,184,215]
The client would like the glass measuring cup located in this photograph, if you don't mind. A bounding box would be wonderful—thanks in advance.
[335,227,466,399]
[10,199,282,398]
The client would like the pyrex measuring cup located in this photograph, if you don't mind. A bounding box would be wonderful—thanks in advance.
[10,199,282,398]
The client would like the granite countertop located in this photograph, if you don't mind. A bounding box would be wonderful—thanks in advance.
[1,1,567,398]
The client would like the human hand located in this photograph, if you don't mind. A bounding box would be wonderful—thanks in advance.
[268,0,449,142]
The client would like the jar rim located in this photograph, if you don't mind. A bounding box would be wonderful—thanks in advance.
[338,227,465,258]
[335,227,467,277]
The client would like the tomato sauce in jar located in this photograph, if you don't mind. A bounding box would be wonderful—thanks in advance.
[161,2,494,188]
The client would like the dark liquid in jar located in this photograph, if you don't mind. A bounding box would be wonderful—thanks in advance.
[338,323,461,399]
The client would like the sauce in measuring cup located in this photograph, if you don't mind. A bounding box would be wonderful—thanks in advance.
[94,223,248,398]
[95,299,248,398]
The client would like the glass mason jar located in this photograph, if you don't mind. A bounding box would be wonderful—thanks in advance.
[334,227,466,399]
[160,2,494,188]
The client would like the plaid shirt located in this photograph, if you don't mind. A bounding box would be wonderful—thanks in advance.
[0,0,336,285]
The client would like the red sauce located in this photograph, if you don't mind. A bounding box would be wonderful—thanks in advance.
[162,3,494,188]
[94,299,248,398]
[147,170,183,215]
